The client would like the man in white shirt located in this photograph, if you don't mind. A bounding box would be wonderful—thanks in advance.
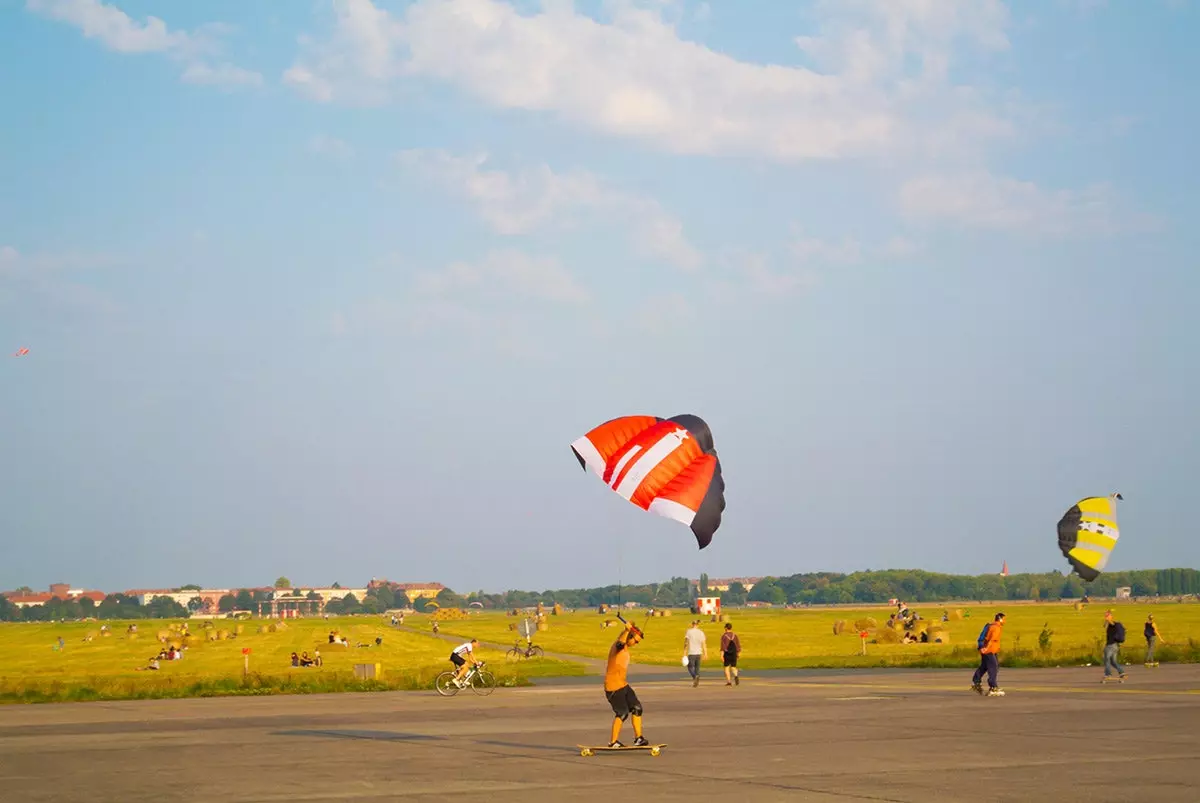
[683,622,708,687]
[450,639,480,685]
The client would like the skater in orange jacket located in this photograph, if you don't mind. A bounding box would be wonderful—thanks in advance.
[971,612,1005,696]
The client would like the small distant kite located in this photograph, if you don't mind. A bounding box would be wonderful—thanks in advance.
[12,347,28,357]
[570,413,726,549]
[1057,492,1123,581]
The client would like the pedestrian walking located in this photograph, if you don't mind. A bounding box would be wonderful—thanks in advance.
[971,612,1006,697]
[1103,610,1126,680]
[720,622,741,686]
[683,621,708,687]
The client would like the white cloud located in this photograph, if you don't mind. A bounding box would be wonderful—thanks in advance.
[285,0,1019,162]
[395,149,703,269]
[181,62,265,89]
[0,245,122,316]
[308,134,355,160]
[413,249,589,305]
[26,0,262,88]
[897,172,1160,236]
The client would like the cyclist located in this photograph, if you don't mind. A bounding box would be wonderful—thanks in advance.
[604,620,649,748]
[450,639,481,686]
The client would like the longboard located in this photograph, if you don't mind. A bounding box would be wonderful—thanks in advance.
[578,743,667,757]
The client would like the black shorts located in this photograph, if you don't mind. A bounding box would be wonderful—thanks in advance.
[723,650,738,667]
[605,685,640,718]
[450,652,466,667]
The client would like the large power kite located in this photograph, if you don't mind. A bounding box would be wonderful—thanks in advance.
[570,414,725,549]
[1057,492,1122,581]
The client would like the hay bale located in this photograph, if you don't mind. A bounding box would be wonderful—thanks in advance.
[552,603,564,616]
[718,614,729,622]
[853,617,878,631]
[930,631,951,644]
[216,630,229,640]
[536,622,549,632]
[874,627,901,644]
[207,631,219,642]
[662,610,672,617]
[833,620,847,635]
[268,624,279,633]
[235,624,245,634]
[258,625,269,634]
[1073,601,1084,612]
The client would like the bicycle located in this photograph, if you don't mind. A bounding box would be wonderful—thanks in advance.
[505,640,545,662]
[435,660,496,697]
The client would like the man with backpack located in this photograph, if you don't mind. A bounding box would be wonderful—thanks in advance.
[1103,610,1127,680]
[971,612,1006,697]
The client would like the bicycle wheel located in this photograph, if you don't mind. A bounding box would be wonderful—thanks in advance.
[529,646,545,659]
[470,670,497,696]
[434,671,460,697]
[506,648,523,663]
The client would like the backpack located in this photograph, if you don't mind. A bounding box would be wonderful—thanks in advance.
[1112,622,1126,643]
[976,623,990,650]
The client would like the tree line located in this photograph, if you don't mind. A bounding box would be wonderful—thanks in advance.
[3,567,1196,622]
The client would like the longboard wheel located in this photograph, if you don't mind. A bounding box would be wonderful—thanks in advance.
[581,748,593,756]
[650,747,661,756]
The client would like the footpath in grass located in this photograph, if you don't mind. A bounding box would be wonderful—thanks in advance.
[0,616,584,704]
[436,602,1200,671]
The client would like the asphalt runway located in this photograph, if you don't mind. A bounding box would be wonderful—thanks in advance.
[2,664,1198,803]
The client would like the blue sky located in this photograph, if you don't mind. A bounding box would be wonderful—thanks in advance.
[2,0,1197,595]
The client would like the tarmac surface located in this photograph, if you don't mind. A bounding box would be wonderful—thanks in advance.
[2,663,1198,803]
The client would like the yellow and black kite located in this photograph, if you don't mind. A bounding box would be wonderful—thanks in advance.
[1057,493,1122,581]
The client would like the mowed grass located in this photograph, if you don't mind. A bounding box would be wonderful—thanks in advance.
[432,602,1200,671]
[0,615,583,704]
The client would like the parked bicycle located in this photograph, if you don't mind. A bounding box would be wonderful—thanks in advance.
[435,660,496,697]
[506,640,545,662]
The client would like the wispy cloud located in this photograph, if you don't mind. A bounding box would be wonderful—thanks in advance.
[897,172,1161,236]
[285,0,1019,162]
[308,134,355,160]
[26,0,262,88]
[0,245,123,317]
[395,149,703,270]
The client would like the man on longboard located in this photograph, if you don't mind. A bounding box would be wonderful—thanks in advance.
[603,619,650,748]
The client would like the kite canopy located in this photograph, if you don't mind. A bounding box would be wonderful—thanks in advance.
[571,414,725,549]
[1057,493,1122,582]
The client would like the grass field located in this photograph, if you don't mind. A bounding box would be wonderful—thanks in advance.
[4,601,1197,704]
[431,600,1200,671]
[0,616,583,704]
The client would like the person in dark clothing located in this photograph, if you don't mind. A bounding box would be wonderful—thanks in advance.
[1103,610,1126,680]
[971,612,1006,697]
[1144,615,1162,666]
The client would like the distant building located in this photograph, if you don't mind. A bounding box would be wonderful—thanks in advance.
[1,583,106,608]
[368,579,447,603]
[690,577,761,593]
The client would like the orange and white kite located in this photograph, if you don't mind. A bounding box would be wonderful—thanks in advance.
[570,414,726,549]
[12,347,28,357]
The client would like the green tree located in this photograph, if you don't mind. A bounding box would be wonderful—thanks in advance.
[218,594,237,613]
[274,577,291,589]
[235,589,255,610]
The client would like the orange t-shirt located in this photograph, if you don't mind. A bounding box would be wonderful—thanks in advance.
[604,640,631,691]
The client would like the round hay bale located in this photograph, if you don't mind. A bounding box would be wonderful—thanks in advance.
[181,635,198,647]
[853,617,878,631]
[718,614,729,622]
[157,630,170,642]
[874,627,901,644]
[552,603,564,615]
[258,625,269,634]
[207,631,219,641]
[168,639,183,650]
[234,624,245,634]
[833,620,846,635]
[216,630,229,640]
[536,622,549,632]
[268,623,279,633]
[662,610,672,617]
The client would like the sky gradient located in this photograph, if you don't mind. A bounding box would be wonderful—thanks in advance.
[2,0,1197,595]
